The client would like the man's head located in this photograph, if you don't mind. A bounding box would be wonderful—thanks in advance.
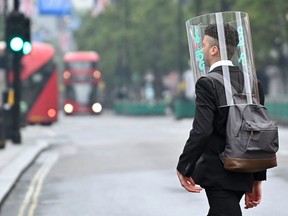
[202,23,239,66]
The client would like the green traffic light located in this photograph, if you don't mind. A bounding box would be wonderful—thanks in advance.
[23,41,32,54]
[10,37,24,52]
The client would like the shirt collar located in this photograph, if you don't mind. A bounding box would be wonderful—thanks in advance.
[209,60,234,71]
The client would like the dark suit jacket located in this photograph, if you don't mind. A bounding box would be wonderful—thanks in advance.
[177,66,266,192]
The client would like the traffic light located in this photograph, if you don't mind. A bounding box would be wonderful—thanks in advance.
[5,12,32,55]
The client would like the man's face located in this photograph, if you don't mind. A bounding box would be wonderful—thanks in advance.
[202,35,219,67]
[202,35,212,67]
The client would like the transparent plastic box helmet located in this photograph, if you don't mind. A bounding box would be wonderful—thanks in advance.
[186,11,259,106]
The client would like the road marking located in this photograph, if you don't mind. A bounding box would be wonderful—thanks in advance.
[18,152,58,216]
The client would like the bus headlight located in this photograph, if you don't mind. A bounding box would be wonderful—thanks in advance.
[64,103,74,113]
[92,102,102,113]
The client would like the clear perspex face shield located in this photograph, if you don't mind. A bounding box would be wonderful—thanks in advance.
[186,11,260,106]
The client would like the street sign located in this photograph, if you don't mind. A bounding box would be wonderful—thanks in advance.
[38,0,72,16]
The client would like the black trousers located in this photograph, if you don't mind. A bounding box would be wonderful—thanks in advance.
[205,187,245,216]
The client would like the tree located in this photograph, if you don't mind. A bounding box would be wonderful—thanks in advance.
[235,0,288,94]
[74,0,189,101]
[74,0,288,98]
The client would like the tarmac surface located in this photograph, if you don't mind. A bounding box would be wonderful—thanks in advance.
[0,121,287,215]
[0,134,49,206]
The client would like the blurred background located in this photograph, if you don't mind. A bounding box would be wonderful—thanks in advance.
[0,1,287,216]
[1,0,288,125]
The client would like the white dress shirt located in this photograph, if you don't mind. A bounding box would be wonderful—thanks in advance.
[209,60,234,71]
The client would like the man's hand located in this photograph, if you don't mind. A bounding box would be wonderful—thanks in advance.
[245,181,262,209]
[177,171,203,193]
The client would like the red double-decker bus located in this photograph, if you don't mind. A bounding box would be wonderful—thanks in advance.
[63,51,103,115]
[20,42,58,125]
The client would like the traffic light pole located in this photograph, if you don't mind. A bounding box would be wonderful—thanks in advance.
[12,0,21,144]
[14,0,19,11]
[11,52,22,144]
[4,0,31,144]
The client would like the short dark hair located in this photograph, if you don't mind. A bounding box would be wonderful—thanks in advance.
[204,23,239,59]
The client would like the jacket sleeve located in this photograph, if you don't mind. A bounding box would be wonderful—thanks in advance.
[177,77,217,177]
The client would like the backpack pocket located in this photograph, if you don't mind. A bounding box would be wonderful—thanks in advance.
[243,120,279,153]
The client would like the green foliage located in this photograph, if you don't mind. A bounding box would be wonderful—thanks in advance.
[234,0,288,68]
[74,0,189,92]
[186,0,288,71]
[74,0,288,96]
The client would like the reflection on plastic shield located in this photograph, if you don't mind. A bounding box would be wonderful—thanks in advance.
[186,11,260,106]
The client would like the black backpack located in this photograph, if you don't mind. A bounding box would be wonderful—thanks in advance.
[207,72,279,173]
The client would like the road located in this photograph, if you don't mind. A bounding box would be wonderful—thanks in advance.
[1,112,288,216]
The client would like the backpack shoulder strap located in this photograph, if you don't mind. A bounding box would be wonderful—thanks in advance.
[207,72,238,95]
[202,75,221,107]
[202,75,216,89]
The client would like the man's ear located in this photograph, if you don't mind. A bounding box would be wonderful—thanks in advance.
[211,46,219,56]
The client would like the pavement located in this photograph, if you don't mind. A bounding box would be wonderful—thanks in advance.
[0,135,49,206]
